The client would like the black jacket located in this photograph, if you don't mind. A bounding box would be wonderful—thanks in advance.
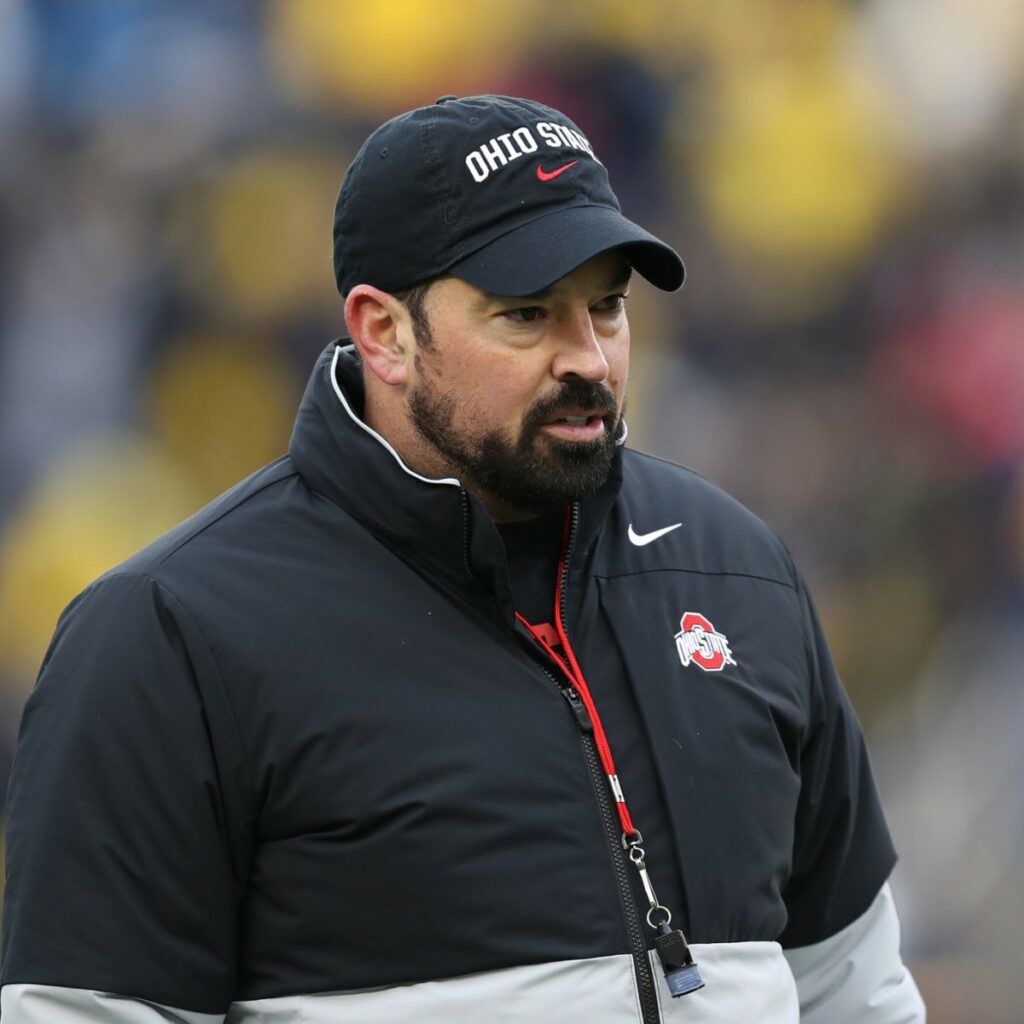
[1,343,895,1020]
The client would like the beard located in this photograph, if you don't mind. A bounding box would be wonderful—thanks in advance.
[408,372,622,517]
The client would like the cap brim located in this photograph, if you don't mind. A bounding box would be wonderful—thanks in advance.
[445,205,685,297]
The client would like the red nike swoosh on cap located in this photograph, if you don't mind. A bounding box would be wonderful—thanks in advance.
[536,160,579,182]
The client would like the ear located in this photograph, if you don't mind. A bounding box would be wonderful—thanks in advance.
[345,285,413,386]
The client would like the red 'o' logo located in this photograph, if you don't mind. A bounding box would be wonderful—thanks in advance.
[674,611,737,672]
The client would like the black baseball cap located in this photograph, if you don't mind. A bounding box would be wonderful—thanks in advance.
[332,94,684,299]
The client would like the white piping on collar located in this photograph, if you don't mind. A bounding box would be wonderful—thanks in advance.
[329,345,462,488]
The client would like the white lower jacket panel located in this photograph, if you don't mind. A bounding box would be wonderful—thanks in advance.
[227,942,799,1024]
[655,942,799,1023]
[0,942,800,1023]
[0,984,223,1023]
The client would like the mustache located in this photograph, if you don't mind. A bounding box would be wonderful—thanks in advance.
[524,381,619,430]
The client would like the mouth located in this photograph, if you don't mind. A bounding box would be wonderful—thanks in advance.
[540,409,610,441]
[525,382,620,446]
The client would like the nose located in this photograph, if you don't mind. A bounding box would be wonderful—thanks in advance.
[551,308,610,384]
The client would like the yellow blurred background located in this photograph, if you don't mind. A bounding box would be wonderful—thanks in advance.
[0,2,1022,1018]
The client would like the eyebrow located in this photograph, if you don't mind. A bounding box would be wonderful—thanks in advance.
[487,265,634,303]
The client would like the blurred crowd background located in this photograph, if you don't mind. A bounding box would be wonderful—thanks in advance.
[1,1,1022,1019]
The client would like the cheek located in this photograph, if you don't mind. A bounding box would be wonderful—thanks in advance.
[607,330,630,398]
[446,373,533,433]
[477,359,547,415]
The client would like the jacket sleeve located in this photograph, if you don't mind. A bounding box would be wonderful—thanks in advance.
[778,574,898,949]
[784,883,926,1023]
[776,574,924,1019]
[1,573,249,1019]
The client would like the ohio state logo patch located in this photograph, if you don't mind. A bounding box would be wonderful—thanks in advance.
[674,611,737,672]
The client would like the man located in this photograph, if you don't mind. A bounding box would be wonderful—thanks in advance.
[1,95,924,1022]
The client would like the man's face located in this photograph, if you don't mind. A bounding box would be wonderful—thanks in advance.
[402,250,631,520]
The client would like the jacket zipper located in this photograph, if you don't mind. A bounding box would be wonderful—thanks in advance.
[558,505,661,1024]
[492,495,661,1020]
[458,490,474,580]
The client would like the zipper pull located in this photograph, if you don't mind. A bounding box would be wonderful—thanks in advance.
[654,921,705,997]
[559,686,593,732]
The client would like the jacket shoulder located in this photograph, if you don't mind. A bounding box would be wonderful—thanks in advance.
[99,455,300,583]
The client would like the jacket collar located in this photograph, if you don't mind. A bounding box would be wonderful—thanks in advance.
[288,342,623,616]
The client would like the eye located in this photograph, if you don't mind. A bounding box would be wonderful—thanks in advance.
[502,306,546,323]
[592,292,628,314]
